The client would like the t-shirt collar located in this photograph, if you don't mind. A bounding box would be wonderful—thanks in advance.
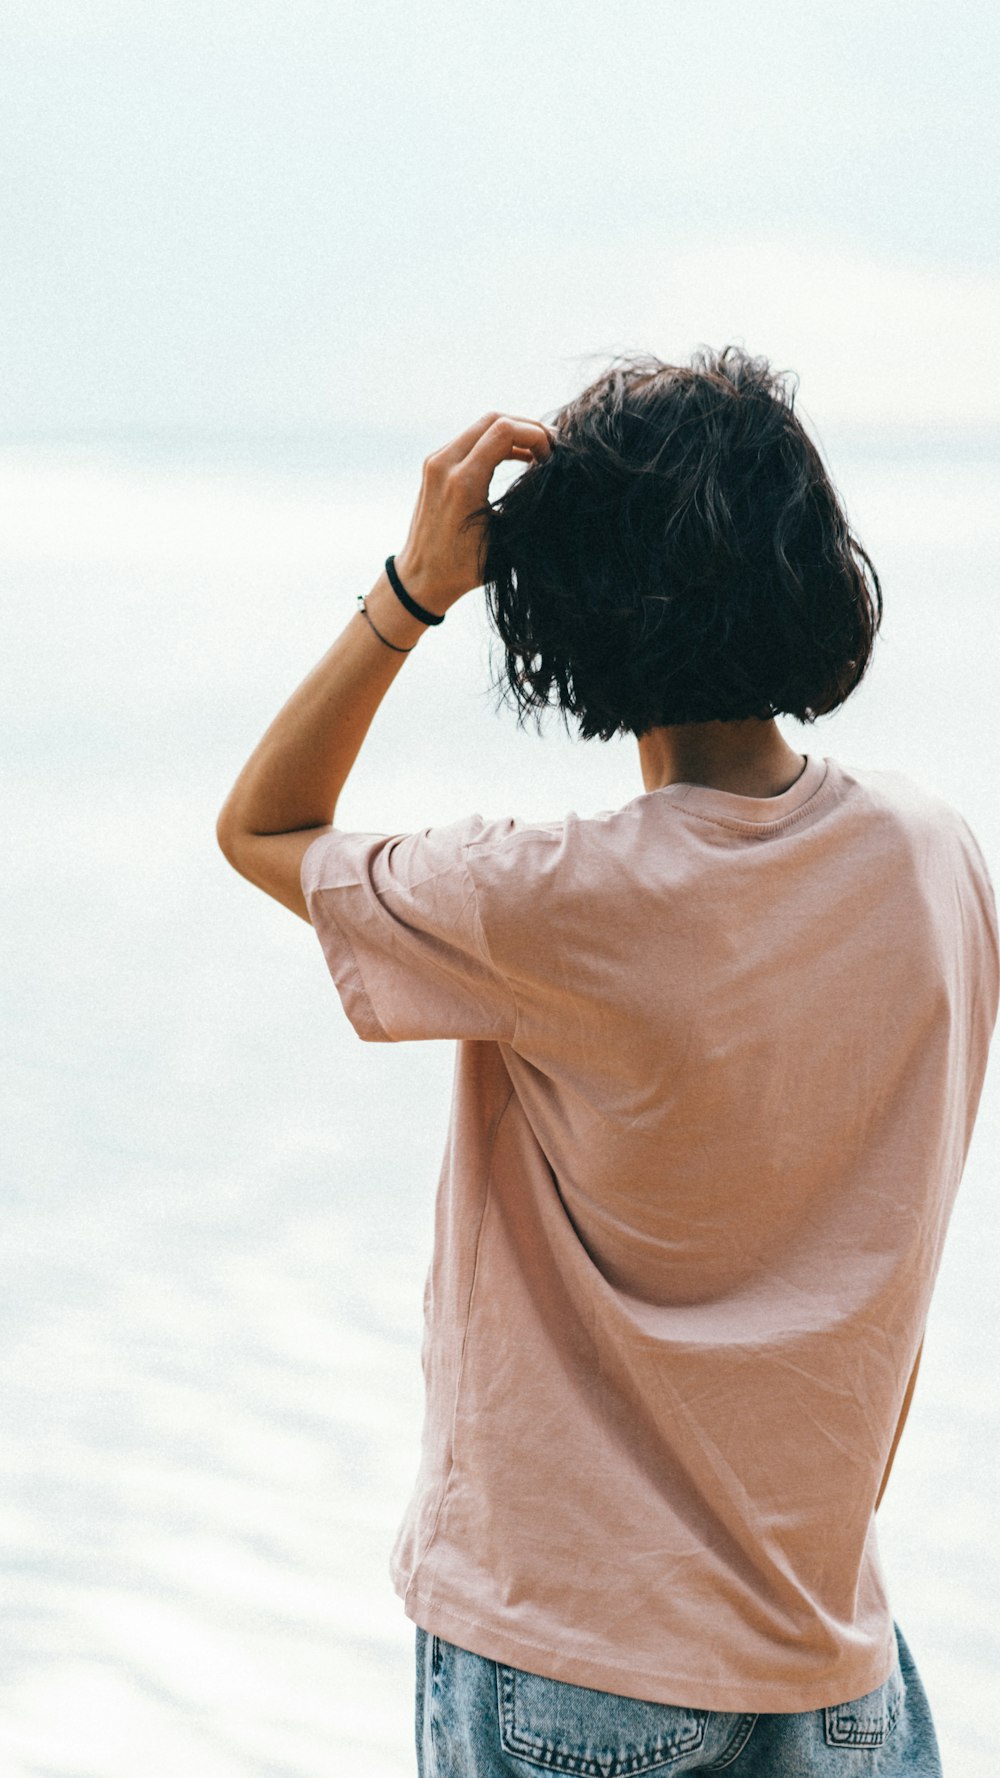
[650,752,829,826]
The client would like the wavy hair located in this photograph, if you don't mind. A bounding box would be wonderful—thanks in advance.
[464,345,883,740]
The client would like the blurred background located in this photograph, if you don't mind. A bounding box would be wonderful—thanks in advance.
[2,3,998,1773]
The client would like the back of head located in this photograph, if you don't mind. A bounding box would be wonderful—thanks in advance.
[471,344,883,741]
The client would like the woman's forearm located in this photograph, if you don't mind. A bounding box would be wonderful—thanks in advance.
[216,564,429,843]
[216,413,552,915]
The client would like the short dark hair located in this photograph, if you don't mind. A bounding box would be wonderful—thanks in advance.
[467,344,883,741]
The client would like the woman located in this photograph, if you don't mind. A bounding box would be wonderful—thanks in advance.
[217,345,998,1775]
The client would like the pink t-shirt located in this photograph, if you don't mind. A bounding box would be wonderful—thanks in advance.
[301,752,998,1712]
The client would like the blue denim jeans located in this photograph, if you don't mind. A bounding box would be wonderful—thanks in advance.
[415,1619,942,1776]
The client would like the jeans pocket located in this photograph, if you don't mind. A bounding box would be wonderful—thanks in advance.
[497,1661,709,1775]
[823,1656,906,1750]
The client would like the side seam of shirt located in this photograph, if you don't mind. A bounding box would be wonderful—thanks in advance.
[405,1077,518,1596]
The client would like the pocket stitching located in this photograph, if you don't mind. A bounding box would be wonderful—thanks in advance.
[497,1663,708,1775]
[823,1669,905,1749]
[704,1714,759,1770]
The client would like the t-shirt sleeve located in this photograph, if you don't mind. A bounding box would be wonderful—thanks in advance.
[300,813,518,1043]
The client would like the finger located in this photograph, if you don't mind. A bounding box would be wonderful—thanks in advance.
[459,417,555,483]
[504,415,558,443]
[431,412,556,470]
[504,414,557,444]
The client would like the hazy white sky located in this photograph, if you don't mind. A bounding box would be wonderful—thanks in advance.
[2,0,999,445]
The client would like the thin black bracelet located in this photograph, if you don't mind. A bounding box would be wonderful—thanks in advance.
[385,554,445,625]
[356,593,416,653]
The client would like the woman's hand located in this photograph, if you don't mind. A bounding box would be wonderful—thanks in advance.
[393,411,556,618]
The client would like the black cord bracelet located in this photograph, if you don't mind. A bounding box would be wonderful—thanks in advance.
[385,554,445,626]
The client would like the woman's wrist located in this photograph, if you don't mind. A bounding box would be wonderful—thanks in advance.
[361,566,432,651]
[393,547,469,620]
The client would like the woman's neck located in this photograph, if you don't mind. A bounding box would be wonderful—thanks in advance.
[637,718,807,799]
